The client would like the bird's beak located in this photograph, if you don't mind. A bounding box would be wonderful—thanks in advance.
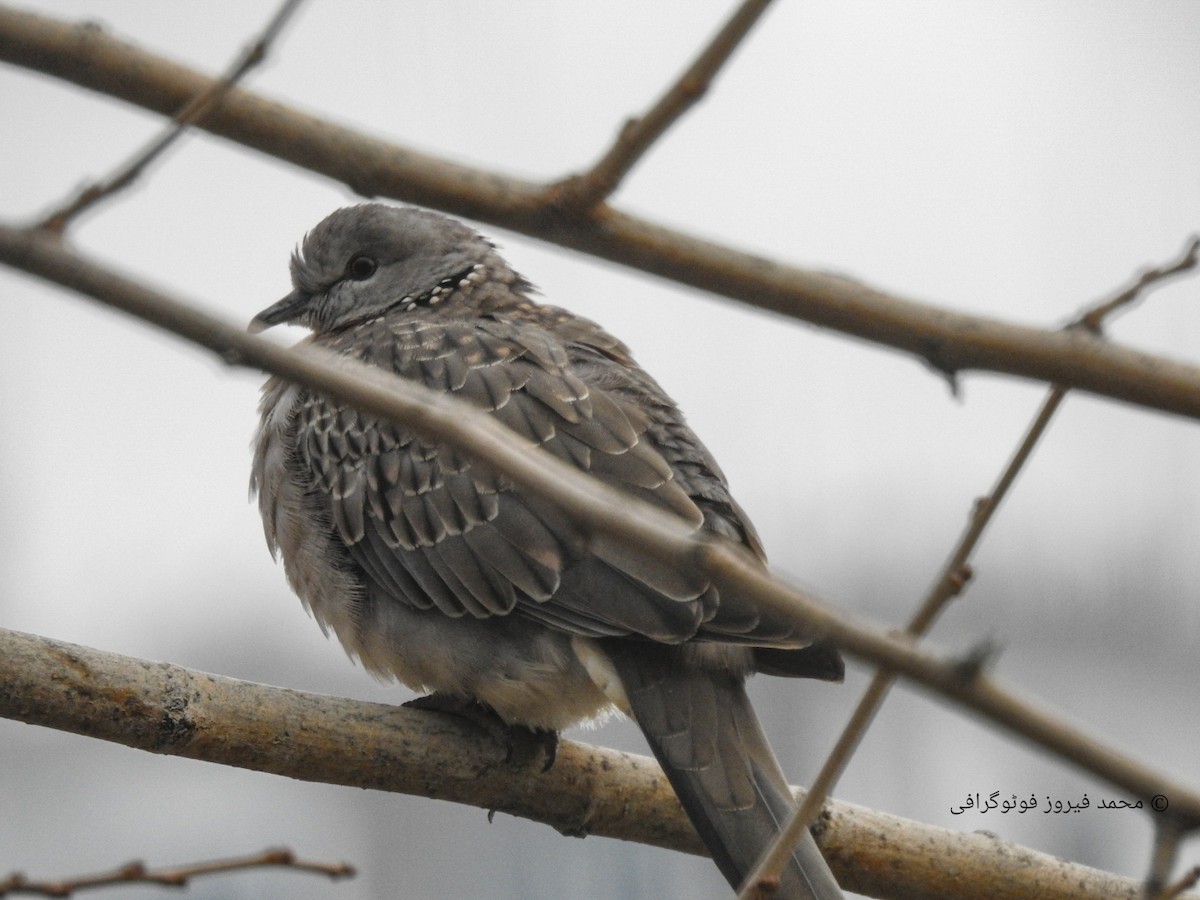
[249,288,309,333]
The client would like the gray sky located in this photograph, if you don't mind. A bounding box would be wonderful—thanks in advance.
[2,3,1199,897]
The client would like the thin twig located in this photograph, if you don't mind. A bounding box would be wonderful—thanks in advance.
[1073,236,1200,334]
[3,10,1200,419]
[550,0,775,210]
[1162,866,1200,900]
[34,0,305,233]
[2,225,1200,833]
[0,848,353,897]
[741,385,1067,899]
[739,239,1200,897]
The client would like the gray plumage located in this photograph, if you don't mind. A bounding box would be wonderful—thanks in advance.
[250,204,844,898]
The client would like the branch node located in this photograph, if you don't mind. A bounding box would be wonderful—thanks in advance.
[117,861,145,878]
[546,0,773,210]
[559,793,599,839]
[221,346,247,367]
[946,563,974,597]
[951,638,1000,682]
[744,873,782,898]
[1069,234,1200,335]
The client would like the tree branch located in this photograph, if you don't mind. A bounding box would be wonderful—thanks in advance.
[549,0,776,209]
[0,627,1176,900]
[2,6,1199,421]
[34,0,305,233]
[0,848,352,898]
[1,223,1197,835]
[742,232,1200,896]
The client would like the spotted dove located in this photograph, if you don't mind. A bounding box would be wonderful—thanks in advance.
[250,204,844,898]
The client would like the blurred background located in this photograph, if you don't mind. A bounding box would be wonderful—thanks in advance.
[2,2,1198,897]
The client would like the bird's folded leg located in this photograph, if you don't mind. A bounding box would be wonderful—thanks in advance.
[403,693,559,772]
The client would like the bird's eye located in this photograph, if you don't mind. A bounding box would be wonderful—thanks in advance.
[346,255,378,281]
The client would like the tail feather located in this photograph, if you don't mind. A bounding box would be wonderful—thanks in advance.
[606,644,843,900]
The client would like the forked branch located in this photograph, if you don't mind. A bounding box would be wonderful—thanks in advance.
[1,223,1197,836]
[741,234,1200,898]
[2,7,1199,419]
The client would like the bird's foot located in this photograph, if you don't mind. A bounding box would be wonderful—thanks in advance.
[404,693,559,772]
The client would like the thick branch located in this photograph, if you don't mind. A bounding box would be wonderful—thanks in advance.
[0,627,1173,900]
[2,6,1200,420]
[1,224,1198,832]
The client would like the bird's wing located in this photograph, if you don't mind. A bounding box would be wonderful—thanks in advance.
[296,313,810,646]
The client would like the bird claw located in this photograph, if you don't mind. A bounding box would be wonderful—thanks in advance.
[403,693,559,771]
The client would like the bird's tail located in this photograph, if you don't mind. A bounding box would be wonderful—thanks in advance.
[606,644,843,900]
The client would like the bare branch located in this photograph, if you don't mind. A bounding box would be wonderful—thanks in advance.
[0,848,352,897]
[1,224,1198,834]
[550,0,775,210]
[1163,867,1200,900]
[2,6,1200,420]
[33,0,305,233]
[1,627,1186,900]
[743,239,1200,895]
[1071,236,1200,334]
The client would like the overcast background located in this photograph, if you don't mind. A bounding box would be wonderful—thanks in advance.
[2,2,1198,898]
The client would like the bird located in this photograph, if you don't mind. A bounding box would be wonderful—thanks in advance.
[250,203,845,899]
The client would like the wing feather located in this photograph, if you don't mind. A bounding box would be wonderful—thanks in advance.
[295,313,803,647]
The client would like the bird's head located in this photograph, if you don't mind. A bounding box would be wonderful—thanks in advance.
[250,204,494,334]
